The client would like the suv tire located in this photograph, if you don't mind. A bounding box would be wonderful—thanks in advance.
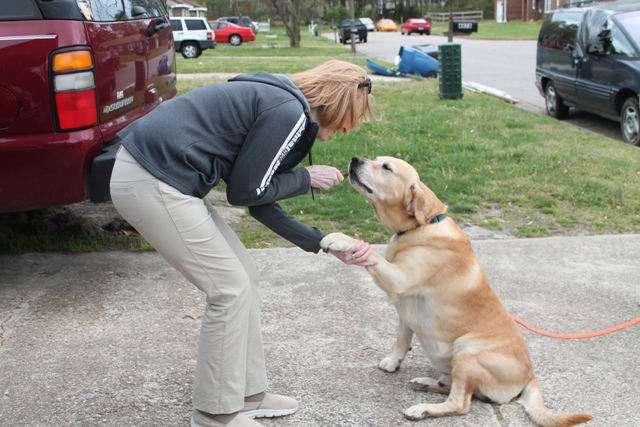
[545,81,569,120]
[229,34,242,46]
[181,42,202,59]
[620,97,640,146]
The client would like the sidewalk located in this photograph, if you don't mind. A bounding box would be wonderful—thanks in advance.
[1,235,639,426]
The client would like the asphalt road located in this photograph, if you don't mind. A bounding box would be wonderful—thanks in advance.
[331,31,627,144]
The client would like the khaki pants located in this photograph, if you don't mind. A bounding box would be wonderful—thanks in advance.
[110,147,267,414]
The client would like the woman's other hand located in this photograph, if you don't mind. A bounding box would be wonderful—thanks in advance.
[306,165,343,190]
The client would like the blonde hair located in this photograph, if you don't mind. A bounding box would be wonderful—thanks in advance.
[289,60,374,132]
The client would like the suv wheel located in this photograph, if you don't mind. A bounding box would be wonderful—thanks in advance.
[181,42,201,59]
[229,34,242,46]
[545,81,569,119]
[620,97,640,146]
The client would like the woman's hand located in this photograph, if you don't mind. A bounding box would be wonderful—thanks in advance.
[306,165,343,190]
[329,240,377,266]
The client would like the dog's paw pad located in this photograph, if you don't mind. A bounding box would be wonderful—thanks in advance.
[404,406,429,420]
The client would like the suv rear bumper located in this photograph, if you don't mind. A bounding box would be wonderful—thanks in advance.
[90,139,122,203]
[0,128,103,213]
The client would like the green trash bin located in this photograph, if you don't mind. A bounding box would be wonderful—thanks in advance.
[438,43,463,99]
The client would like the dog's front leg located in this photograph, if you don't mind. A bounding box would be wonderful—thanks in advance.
[321,233,416,300]
[320,232,387,264]
[379,320,413,372]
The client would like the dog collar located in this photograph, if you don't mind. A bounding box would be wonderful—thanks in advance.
[397,213,447,236]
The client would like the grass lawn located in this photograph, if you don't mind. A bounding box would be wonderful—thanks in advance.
[214,78,640,248]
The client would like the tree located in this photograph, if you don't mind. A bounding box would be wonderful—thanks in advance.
[264,0,303,47]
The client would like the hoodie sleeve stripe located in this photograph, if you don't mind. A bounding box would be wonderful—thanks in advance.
[256,112,307,196]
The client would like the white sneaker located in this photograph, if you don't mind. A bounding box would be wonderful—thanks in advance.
[191,411,264,427]
[241,393,299,419]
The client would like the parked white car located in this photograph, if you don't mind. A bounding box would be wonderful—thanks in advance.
[359,17,375,32]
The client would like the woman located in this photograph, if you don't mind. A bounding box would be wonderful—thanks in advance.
[109,60,376,427]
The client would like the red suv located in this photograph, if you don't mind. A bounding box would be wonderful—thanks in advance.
[0,0,178,213]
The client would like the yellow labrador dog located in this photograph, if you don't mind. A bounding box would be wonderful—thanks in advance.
[320,156,592,427]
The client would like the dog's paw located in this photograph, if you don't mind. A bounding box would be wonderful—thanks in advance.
[404,404,430,420]
[320,233,357,253]
[378,356,402,372]
[410,377,437,390]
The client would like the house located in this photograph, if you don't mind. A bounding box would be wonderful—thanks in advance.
[495,0,615,23]
[166,0,207,18]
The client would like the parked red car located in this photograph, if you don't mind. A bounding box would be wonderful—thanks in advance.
[401,18,431,36]
[0,0,177,213]
[209,20,256,46]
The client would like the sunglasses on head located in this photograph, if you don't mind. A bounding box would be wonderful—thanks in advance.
[357,79,372,94]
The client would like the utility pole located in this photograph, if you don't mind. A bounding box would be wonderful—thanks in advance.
[448,0,454,43]
[349,0,356,54]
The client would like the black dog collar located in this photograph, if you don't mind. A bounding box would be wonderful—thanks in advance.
[397,213,447,236]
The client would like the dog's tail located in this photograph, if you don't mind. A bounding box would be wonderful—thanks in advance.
[517,378,592,427]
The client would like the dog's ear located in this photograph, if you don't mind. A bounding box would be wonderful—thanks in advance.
[406,182,446,225]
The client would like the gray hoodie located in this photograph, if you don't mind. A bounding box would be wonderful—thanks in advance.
[118,72,325,252]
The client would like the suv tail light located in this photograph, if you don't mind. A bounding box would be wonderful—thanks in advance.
[207,32,213,40]
[51,49,98,130]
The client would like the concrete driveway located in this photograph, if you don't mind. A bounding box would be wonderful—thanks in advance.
[1,235,639,426]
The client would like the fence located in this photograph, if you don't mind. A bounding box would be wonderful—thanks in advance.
[257,20,270,32]
[429,11,484,22]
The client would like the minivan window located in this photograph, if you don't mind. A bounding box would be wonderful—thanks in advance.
[611,22,637,58]
[617,11,640,46]
[539,12,582,52]
[83,0,166,21]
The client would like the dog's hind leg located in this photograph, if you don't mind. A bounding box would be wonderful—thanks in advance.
[379,320,413,372]
[404,360,478,419]
[411,377,451,395]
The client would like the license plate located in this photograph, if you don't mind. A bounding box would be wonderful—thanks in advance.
[418,27,424,30]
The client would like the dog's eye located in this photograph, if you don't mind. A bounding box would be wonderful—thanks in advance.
[382,163,393,172]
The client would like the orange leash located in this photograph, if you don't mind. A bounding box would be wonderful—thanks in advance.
[512,315,640,339]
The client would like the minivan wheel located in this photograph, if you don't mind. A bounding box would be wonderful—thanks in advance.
[545,82,569,119]
[620,97,640,146]
[229,34,242,46]
[181,42,201,59]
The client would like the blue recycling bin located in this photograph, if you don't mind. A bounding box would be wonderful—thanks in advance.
[397,45,439,78]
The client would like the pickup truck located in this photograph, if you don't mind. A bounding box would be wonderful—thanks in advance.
[338,19,367,44]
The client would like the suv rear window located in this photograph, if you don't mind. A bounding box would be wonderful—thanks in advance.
[0,1,41,19]
[0,0,167,22]
[77,0,168,21]
[185,19,209,30]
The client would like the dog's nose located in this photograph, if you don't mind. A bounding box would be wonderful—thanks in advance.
[351,156,364,165]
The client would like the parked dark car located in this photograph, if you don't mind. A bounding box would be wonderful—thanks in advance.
[0,0,178,212]
[536,0,640,145]
[338,19,368,44]
[217,16,257,34]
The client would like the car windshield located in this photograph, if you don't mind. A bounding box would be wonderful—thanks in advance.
[412,19,427,24]
[616,11,640,46]
[381,19,393,24]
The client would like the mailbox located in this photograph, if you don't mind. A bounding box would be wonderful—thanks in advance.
[452,20,478,34]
